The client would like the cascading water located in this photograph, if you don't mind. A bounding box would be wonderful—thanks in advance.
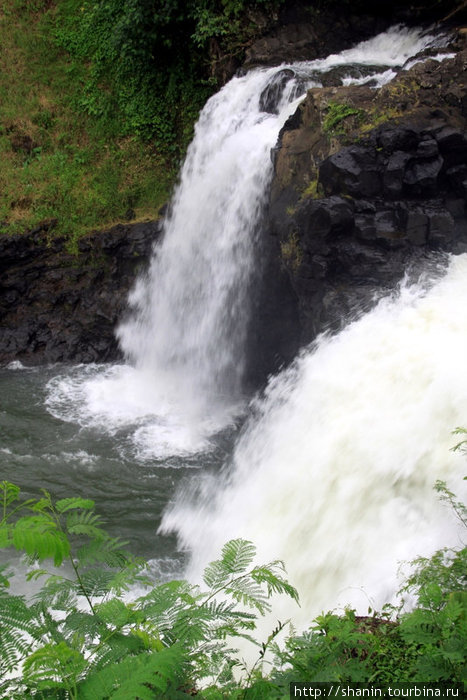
[116,69,307,421]
[44,25,449,460]
[45,68,313,458]
[161,254,467,628]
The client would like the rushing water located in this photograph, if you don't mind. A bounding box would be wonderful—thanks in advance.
[162,254,467,625]
[1,26,463,621]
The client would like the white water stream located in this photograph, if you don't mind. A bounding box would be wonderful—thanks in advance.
[162,254,467,627]
[39,25,467,630]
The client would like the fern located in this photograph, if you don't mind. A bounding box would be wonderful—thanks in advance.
[79,645,188,699]
[203,538,256,589]
[0,595,37,674]
[11,515,70,566]
[434,477,467,528]
[55,497,95,514]
[0,482,300,697]
[1,478,466,695]
[22,641,86,693]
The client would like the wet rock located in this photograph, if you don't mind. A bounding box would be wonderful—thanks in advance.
[266,42,467,346]
[320,146,381,198]
[259,69,297,114]
[315,63,392,88]
[0,220,162,365]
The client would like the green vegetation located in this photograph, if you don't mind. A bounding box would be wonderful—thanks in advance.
[0,481,299,698]
[0,1,177,245]
[0,0,283,246]
[280,230,302,271]
[322,101,366,136]
[0,474,465,697]
[301,176,323,200]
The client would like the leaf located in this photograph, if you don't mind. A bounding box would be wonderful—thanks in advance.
[66,508,105,537]
[0,523,12,548]
[203,539,256,589]
[221,539,256,575]
[0,481,20,511]
[23,641,86,687]
[80,644,187,700]
[251,563,300,605]
[12,515,70,566]
[77,534,129,568]
[96,598,133,628]
[0,564,11,588]
[56,497,95,513]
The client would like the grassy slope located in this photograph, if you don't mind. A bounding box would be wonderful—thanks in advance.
[0,0,177,249]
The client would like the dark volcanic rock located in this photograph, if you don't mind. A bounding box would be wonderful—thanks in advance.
[244,12,398,69]
[259,69,306,114]
[0,221,161,365]
[267,38,467,345]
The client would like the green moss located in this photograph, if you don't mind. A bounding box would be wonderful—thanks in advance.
[301,177,323,200]
[280,230,302,272]
[322,101,366,135]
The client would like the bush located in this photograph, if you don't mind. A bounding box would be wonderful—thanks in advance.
[0,477,465,697]
[0,481,298,698]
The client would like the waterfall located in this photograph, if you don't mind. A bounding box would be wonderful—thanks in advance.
[116,67,307,422]
[161,254,467,628]
[45,25,448,460]
[117,22,445,424]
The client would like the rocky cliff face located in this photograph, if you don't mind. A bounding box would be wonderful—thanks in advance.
[0,221,161,365]
[265,33,467,349]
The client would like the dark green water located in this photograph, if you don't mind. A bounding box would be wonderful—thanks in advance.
[0,363,238,579]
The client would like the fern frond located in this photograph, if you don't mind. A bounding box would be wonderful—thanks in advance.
[34,575,77,611]
[203,559,229,589]
[0,563,11,588]
[203,539,256,590]
[62,609,106,642]
[138,580,195,618]
[0,627,35,674]
[224,577,270,613]
[88,629,147,671]
[95,598,135,628]
[77,535,129,569]
[56,497,95,513]
[221,539,256,574]
[251,563,300,605]
[0,593,37,636]
[66,509,105,538]
[1,481,21,511]
[80,645,188,700]
[12,515,70,566]
[106,557,149,594]
[22,641,86,690]
[0,524,12,548]
[434,480,467,528]
[77,567,119,598]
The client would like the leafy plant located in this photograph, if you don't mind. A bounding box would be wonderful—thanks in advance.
[0,481,298,698]
[1,476,466,697]
[268,478,467,689]
[322,101,365,135]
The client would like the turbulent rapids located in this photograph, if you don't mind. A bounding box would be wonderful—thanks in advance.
[162,253,467,625]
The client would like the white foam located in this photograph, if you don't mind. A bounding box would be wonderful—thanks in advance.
[162,254,467,631]
[6,360,27,370]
